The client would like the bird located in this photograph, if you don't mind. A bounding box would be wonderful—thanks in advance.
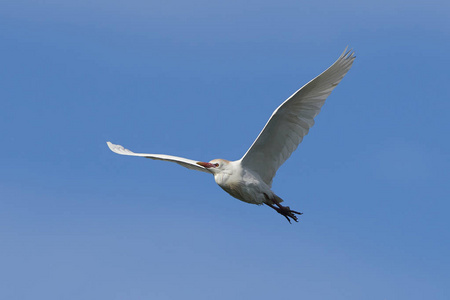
[107,48,355,223]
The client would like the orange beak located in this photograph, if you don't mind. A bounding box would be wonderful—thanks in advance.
[196,162,216,168]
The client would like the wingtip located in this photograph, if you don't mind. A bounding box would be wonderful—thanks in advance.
[340,46,356,58]
[106,141,121,153]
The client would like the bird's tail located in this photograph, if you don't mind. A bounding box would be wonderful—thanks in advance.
[263,193,285,205]
[274,194,284,204]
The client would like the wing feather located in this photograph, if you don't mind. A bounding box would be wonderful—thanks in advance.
[240,48,355,186]
[107,142,211,173]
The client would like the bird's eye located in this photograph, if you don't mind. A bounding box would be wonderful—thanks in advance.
[214,163,219,167]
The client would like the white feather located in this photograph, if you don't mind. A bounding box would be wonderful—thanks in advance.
[240,48,356,186]
[106,142,211,173]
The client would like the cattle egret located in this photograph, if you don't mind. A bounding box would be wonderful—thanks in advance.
[107,48,355,223]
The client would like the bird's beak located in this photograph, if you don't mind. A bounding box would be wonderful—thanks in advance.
[197,162,215,168]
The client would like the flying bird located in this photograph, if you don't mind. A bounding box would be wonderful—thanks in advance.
[107,48,355,223]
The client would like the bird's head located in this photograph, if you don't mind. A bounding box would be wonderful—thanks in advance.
[197,159,230,174]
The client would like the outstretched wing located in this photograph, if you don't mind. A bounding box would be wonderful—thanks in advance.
[240,48,355,186]
[107,142,211,173]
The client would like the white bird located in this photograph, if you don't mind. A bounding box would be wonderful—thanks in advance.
[107,48,355,223]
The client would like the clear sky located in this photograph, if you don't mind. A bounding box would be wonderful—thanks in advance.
[1,0,449,299]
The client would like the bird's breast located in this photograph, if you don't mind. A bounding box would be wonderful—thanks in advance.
[214,169,270,205]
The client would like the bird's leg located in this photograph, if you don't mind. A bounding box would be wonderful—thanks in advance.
[264,194,303,224]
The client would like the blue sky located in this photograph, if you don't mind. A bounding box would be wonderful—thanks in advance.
[1,0,449,299]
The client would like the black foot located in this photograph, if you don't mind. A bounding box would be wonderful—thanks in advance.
[275,205,303,223]
[265,202,303,223]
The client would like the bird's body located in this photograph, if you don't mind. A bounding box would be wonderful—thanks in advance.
[107,48,355,223]
[210,159,273,205]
